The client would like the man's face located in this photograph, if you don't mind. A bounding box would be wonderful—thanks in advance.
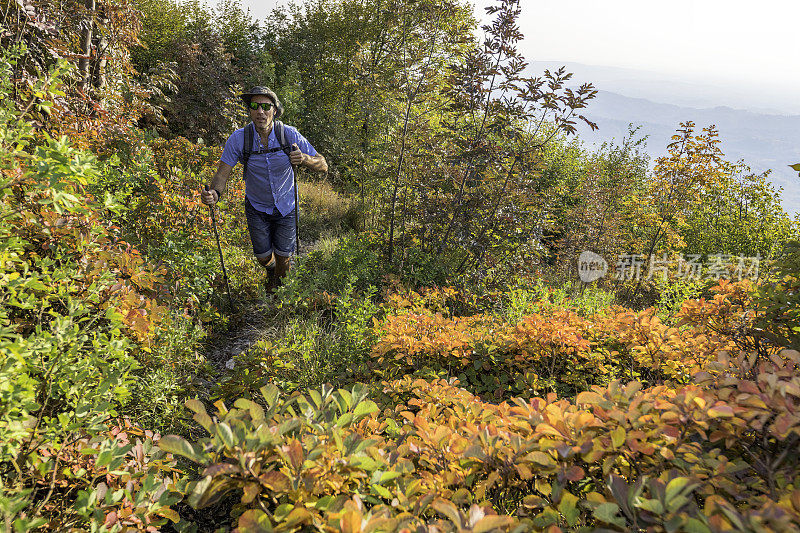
[249,95,275,129]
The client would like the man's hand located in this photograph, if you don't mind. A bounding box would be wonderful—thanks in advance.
[201,186,219,205]
[290,143,328,172]
[289,143,305,166]
[203,162,233,205]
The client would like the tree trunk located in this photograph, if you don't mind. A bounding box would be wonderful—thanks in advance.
[92,26,107,89]
[78,0,96,92]
[462,155,520,274]
[386,109,409,264]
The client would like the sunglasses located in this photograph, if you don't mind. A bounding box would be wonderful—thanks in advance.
[248,101,275,111]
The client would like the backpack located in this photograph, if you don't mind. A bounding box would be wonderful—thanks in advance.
[241,120,293,181]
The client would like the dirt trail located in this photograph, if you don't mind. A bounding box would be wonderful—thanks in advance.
[203,299,273,372]
[197,242,318,384]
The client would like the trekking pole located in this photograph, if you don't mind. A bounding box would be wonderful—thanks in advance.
[293,168,300,253]
[205,185,235,312]
[291,144,300,254]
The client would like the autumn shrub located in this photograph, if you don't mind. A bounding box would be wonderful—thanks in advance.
[380,357,800,530]
[108,135,224,283]
[162,346,800,532]
[672,278,787,366]
[599,307,736,385]
[86,128,249,319]
[0,48,186,528]
[368,278,782,401]
[373,288,551,396]
[159,384,524,532]
[370,298,611,399]
[382,286,465,318]
[85,132,239,432]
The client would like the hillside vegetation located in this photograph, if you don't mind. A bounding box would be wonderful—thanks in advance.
[566,90,800,214]
[1,0,800,531]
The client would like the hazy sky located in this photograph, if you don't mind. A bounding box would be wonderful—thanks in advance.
[214,0,800,93]
[508,0,800,89]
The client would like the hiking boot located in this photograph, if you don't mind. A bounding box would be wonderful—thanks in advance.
[275,255,291,285]
[265,260,277,294]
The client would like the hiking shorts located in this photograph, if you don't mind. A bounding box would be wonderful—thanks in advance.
[244,197,296,259]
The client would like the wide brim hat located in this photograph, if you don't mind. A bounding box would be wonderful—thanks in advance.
[239,86,283,118]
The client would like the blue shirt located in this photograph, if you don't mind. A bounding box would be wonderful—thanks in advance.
[220,122,318,216]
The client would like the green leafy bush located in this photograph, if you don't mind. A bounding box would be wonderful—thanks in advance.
[0,46,182,530]
[276,232,384,316]
[499,279,616,323]
[218,278,378,400]
[653,275,708,323]
[752,239,800,350]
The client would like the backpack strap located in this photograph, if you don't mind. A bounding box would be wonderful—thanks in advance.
[274,120,293,157]
[274,120,297,194]
[242,122,254,182]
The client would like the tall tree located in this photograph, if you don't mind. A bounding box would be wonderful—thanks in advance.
[132,0,269,142]
[411,0,597,275]
[549,129,650,279]
[638,122,727,261]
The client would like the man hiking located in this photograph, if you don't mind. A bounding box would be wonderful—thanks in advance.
[201,86,328,292]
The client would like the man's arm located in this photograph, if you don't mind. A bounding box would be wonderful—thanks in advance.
[201,161,234,204]
[290,143,328,173]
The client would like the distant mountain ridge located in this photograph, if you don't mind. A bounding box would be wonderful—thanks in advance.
[523,62,800,215]
[528,61,800,115]
[570,90,800,215]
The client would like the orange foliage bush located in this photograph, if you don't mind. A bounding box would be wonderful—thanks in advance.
[604,307,736,381]
[375,348,800,530]
[160,347,800,531]
[370,281,783,398]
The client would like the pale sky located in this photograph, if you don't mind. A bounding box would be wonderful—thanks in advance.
[508,0,800,89]
[213,0,800,94]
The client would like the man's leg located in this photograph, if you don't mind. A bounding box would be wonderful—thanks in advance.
[245,199,277,292]
[272,208,296,288]
[258,253,279,292]
[255,252,280,293]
